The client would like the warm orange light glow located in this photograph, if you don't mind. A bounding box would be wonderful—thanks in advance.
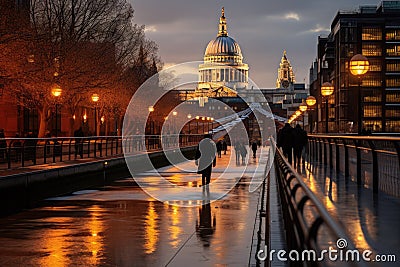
[295,110,301,116]
[195,116,200,120]
[83,113,87,121]
[187,114,192,119]
[172,111,177,116]
[73,115,76,120]
[299,103,308,112]
[306,96,316,106]
[321,82,334,97]
[148,106,154,112]
[144,201,159,254]
[100,116,105,123]
[91,93,99,102]
[350,54,370,76]
[51,85,62,97]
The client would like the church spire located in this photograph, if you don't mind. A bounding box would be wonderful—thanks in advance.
[218,7,228,37]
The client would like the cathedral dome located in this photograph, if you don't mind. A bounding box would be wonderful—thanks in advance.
[203,7,243,64]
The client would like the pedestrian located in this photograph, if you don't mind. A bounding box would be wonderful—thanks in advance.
[251,140,258,159]
[292,124,308,168]
[222,140,227,155]
[277,123,294,165]
[240,141,247,165]
[0,129,6,162]
[74,127,84,159]
[233,140,241,165]
[216,140,222,158]
[195,134,217,186]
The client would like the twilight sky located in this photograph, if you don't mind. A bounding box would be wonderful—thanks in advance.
[130,0,378,88]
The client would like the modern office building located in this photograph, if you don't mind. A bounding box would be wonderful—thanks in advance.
[310,0,400,133]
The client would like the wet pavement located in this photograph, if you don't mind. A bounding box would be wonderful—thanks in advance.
[0,147,269,266]
[298,161,400,262]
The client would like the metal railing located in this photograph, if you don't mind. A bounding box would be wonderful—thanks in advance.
[0,134,203,171]
[308,135,400,197]
[272,139,365,267]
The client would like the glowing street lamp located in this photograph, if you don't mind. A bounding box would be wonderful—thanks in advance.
[306,96,316,107]
[321,82,334,133]
[350,54,369,134]
[51,85,62,137]
[91,93,99,136]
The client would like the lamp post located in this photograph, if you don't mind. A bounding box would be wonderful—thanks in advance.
[187,114,192,134]
[299,102,308,129]
[350,54,369,134]
[148,106,154,135]
[51,85,62,137]
[91,93,99,136]
[306,96,316,132]
[321,82,334,133]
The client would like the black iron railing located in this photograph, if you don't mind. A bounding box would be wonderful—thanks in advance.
[272,139,365,267]
[0,134,203,171]
[308,135,400,197]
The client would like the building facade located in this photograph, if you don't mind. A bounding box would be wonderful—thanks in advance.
[310,1,400,133]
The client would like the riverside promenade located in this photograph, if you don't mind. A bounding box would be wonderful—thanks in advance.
[0,147,273,266]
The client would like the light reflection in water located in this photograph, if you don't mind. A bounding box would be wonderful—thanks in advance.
[86,205,104,265]
[38,216,73,267]
[144,201,159,254]
[168,205,182,248]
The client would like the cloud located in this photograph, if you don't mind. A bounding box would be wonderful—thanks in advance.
[299,24,330,35]
[284,12,300,21]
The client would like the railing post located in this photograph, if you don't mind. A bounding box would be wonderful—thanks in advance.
[335,139,340,173]
[368,140,379,194]
[328,138,333,169]
[323,139,327,165]
[344,140,349,178]
[318,138,323,163]
[354,140,362,186]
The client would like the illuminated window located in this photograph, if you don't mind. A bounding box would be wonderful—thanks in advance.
[386,29,400,40]
[363,105,382,117]
[386,45,400,56]
[386,109,400,118]
[368,59,382,72]
[362,27,382,40]
[386,61,400,72]
[386,121,400,132]
[386,77,400,87]
[386,92,400,102]
[362,44,381,56]
[364,120,382,132]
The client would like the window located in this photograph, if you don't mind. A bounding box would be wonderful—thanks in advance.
[386,61,400,72]
[386,92,400,102]
[386,109,400,118]
[362,27,382,40]
[386,45,400,56]
[386,77,400,87]
[362,44,382,56]
[363,105,382,117]
[368,59,382,72]
[386,121,400,132]
[362,75,382,87]
[386,29,400,40]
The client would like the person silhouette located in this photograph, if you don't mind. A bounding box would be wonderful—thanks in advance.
[195,134,217,186]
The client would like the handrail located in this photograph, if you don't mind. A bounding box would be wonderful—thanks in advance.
[307,135,400,197]
[0,134,203,171]
[271,138,366,267]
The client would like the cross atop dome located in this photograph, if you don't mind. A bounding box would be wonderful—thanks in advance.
[218,7,228,37]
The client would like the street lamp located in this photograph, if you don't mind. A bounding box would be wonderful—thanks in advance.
[299,102,308,129]
[306,96,317,132]
[187,114,192,134]
[51,84,62,137]
[148,106,154,135]
[321,82,334,133]
[91,93,99,136]
[350,54,369,134]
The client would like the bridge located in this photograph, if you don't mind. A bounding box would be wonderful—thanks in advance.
[0,131,398,266]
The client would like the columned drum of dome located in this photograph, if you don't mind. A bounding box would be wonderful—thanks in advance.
[198,7,249,92]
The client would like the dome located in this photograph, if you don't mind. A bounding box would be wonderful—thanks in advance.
[203,7,244,64]
[205,36,242,57]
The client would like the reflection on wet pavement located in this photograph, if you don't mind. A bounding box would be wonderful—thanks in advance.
[300,162,400,260]
[0,148,267,266]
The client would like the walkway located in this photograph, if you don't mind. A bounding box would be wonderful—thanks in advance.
[0,147,269,266]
